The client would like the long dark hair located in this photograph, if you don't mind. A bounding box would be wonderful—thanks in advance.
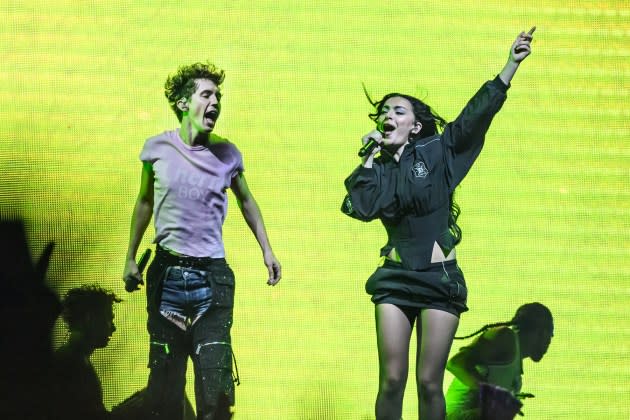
[364,86,461,244]
[455,303,553,340]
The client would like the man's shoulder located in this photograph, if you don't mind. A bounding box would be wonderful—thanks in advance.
[145,129,177,144]
[210,133,239,149]
[140,130,177,154]
[209,133,243,163]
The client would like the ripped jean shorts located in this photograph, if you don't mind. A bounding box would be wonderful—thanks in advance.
[159,266,213,331]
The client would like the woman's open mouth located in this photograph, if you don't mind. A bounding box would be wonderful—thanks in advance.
[382,122,396,137]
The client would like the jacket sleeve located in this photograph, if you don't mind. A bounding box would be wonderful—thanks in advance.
[442,76,509,190]
[341,163,397,221]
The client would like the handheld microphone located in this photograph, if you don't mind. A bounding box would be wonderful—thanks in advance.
[358,137,380,157]
[125,248,152,292]
[358,124,384,157]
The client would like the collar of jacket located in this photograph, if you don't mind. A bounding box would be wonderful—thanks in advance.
[380,134,441,163]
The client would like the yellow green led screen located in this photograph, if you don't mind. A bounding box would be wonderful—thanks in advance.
[1,1,629,418]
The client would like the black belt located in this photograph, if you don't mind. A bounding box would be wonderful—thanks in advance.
[155,245,226,270]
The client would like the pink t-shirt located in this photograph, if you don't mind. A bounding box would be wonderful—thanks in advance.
[140,130,244,257]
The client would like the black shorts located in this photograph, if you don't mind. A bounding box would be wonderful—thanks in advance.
[366,258,468,317]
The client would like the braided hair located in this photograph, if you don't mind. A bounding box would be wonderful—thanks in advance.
[455,302,553,340]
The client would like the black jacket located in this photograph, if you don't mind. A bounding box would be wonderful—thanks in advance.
[342,77,509,270]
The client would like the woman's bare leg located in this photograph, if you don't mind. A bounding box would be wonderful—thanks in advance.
[416,309,459,420]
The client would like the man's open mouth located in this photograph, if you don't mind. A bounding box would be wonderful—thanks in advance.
[205,109,219,120]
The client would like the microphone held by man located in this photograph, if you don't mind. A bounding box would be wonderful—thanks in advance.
[124,248,152,292]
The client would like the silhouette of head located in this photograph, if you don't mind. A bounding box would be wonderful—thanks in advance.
[61,285,121,350]
[511,302,554,361]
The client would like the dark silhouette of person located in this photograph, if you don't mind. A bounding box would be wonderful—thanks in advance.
[111,386,201,420]
[0,220,205,420]
[51,284,121,419]
[0,219,60,420]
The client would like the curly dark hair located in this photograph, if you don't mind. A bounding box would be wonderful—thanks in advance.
[164,61,225,122]
[61,284,121,330]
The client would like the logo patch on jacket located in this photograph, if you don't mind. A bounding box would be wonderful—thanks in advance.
[412,160,429,178]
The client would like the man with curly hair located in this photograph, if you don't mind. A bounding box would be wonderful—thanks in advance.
[52,285,121,419]
[123,62,281,419]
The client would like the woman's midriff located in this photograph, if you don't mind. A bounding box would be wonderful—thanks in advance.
[386,241,456,264]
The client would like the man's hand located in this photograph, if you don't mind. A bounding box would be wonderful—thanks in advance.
[264,252,282,286]
[123,259,144,292]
